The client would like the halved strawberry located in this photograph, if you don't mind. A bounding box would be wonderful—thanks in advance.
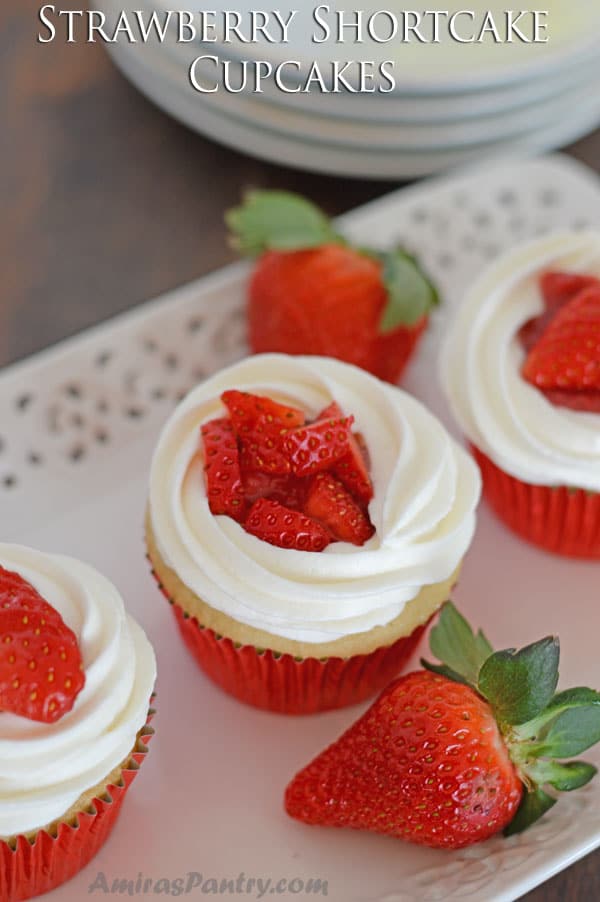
[0,566,65,631]
[0,569,85,724]
[316,402,373,505]
[221,389,305,436]
[201,417,246,521]
[283,416,354,478]
[244,498,331,552]
[522,285,600,396]
[520,272,600,352]
[304,473,375,546]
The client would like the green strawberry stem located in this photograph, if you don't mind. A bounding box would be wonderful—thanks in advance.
[422,602,600,837]
[226,190,439,331]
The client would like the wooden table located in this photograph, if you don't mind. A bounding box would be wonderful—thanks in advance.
[2,4,600,898]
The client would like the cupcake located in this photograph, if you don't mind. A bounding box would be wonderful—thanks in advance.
[442,231,600,558]
[146,353,480,714]
[0,544,156,902]
[227,190,439,384]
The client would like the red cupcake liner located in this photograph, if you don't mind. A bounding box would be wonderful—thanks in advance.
[0,707,155,902]
[472,446,600,559]
[171,603,429,714]
[149,556,429,713]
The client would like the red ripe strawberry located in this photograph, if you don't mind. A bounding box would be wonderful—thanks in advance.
[520,271,600,352]
[316,402,373,505]
[239,459,307,510]
[522,285,600,398]
[0,568,85,723]
[221,389,305,436]
[286,602,600,849]
[222,390,305,476]
[283,416,354,478]
[304,473,375,546]
[201,417,246,522]
[286,671,522,848]
[227,191,438,384]
[244,498,331,552]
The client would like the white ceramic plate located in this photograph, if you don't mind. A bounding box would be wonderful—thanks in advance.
[100,0,600,123]
[2,154,600,902]
[150,0,600,94]
[123,41,600,151]
[104,38,600,178]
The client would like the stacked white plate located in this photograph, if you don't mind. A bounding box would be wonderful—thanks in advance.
[98,0,600,179]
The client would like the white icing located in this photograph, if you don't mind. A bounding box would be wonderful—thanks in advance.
[442,231,600,492]
[149,354,480,643]
[0,544,156,837]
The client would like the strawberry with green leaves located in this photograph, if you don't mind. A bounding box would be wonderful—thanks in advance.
[286,602,600,849]
[227,192,439,384]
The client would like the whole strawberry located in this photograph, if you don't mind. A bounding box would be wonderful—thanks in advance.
[285,602,600,849]
[227,192,438,384]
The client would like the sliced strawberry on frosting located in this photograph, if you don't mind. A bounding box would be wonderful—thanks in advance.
[201,417,246,521]
[520,271,600,352]
[304,473,375,546]
[0,567,85,723]
[221,389,305,435]
[239,451,307,509]
[239,417,292,475]
[316,402,373,505]
[244,498,331,552]
[202,389,375,548]
[522,285,600,405]
[283,415,354,478]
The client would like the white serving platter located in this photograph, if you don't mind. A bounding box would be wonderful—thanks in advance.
[1,154,600,902]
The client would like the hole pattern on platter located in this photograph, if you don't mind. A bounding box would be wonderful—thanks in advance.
[1,166,599,495]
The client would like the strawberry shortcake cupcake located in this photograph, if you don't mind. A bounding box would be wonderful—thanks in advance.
[442,231,600,558]
[0,544,156,902]
[146,353,480,714]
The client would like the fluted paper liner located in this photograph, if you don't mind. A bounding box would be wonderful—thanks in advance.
[171,604,427,714]
[148,551,428,714]
[0,706,155,902]
[473,446,600,559]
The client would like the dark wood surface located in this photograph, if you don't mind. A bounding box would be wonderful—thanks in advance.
[2,3,600,898]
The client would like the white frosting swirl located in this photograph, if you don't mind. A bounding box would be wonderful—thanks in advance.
[0,544,156,837]
[149,354,480,644]
[441,231,600,492]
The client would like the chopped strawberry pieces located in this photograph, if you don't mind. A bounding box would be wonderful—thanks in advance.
[239,418,291,475]
[316,402,373,503]
[283,416,354,478]
[244,499,331,551]
[222,390,305,435]
[200,389,376,551]
[201,418,246,521]
[0,567,85,724]
[240,461,307,510]
[304,473,375,546]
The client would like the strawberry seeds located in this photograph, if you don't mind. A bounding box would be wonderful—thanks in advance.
[201,391,375,550]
